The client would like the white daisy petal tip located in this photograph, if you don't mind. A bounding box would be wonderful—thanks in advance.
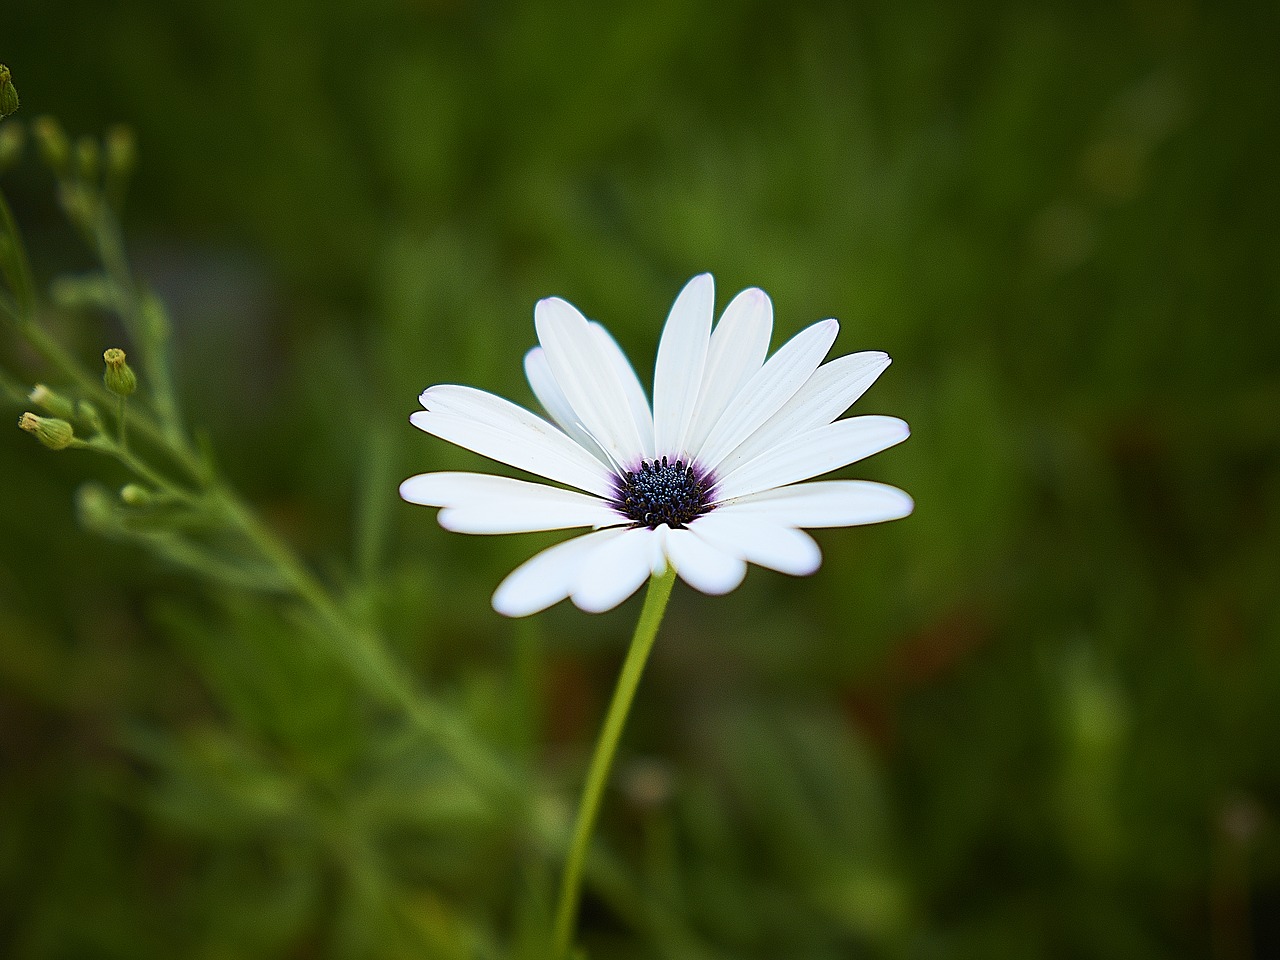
[398,473,443,505]
[418,383,462,410]
[685,272,714,293]
[534,295,581,320]
[870,485,917,523]
[491,590,537,619]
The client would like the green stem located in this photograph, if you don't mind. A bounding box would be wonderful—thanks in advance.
[552,567,678,959]
[217,492,513,797]
[95,208,185,443]
[117,393,127,449]
[0,188,36,316]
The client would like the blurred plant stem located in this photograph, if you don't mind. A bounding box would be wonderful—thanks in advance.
[215,488,512,794]
[0,189,36,314]
[553,568,677,959]
[0,169,512,799]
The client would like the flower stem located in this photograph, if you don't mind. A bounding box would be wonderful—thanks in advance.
[552,567,678,959]
[0,188,36,316]
[117,393,128,450]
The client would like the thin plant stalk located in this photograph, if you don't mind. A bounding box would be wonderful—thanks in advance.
[552,567,678,958]
[117,393,127,449]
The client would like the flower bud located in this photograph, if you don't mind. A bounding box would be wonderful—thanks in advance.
[33,116,69,173]
[0,65,18,120]
[140,293,170,342]
[77,483,115,531]
[105,126,136,180]
[29,383,76,420]
[18,411,75,450]
[0,123,23,171]
[76,399,101,429]
[57,182,95,226]
[75,136,100,183]
[103,347,137,396]
[120,483,152,506]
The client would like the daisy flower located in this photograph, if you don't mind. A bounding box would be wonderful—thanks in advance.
[400,274,912,616]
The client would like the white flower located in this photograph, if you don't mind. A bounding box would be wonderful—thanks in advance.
[401,274,912,617]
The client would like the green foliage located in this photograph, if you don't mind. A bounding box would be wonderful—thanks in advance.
[2,1,1279,958]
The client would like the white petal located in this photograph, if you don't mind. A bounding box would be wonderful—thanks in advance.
[682,288,773,455]
[713,416,910,501]
[399,472,621,534]
[523,347,611,465]
[589,323,655,459]
[716,480,914,528]
[571,528,658,612]
[717,352,891,475]
[695,318,839,470]
[663,527,747,595]
[689,512,822,576]
[652,274,714,458]
[411,386,614,498]
[493,529,624,617]
[647,525,671,575]
[535,297,647,466]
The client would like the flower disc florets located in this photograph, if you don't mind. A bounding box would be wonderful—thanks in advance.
[615,456,713,529]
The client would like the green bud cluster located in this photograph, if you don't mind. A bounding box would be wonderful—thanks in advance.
[18,411,75,450]
[0,64,18,120]
[103,347,137,396]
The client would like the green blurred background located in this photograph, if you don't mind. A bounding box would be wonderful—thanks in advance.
[2,0,1279,957]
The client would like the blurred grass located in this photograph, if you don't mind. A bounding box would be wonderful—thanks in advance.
[2,0,1279,957]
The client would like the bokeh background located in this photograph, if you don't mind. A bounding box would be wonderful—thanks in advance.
[3,1,1279,957]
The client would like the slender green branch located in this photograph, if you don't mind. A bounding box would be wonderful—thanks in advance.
[93,206,138,331]
[86,434,199,505]
[354,417,395,584]
[95,211,184,441]
[97,417,515,799]
[552,568,678,959]
[0,188,36,316]
[216,491,514,797]
[117,393,127,448]
[0,364,26,402]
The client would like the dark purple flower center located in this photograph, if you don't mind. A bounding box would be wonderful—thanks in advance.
[614,457,714,529]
